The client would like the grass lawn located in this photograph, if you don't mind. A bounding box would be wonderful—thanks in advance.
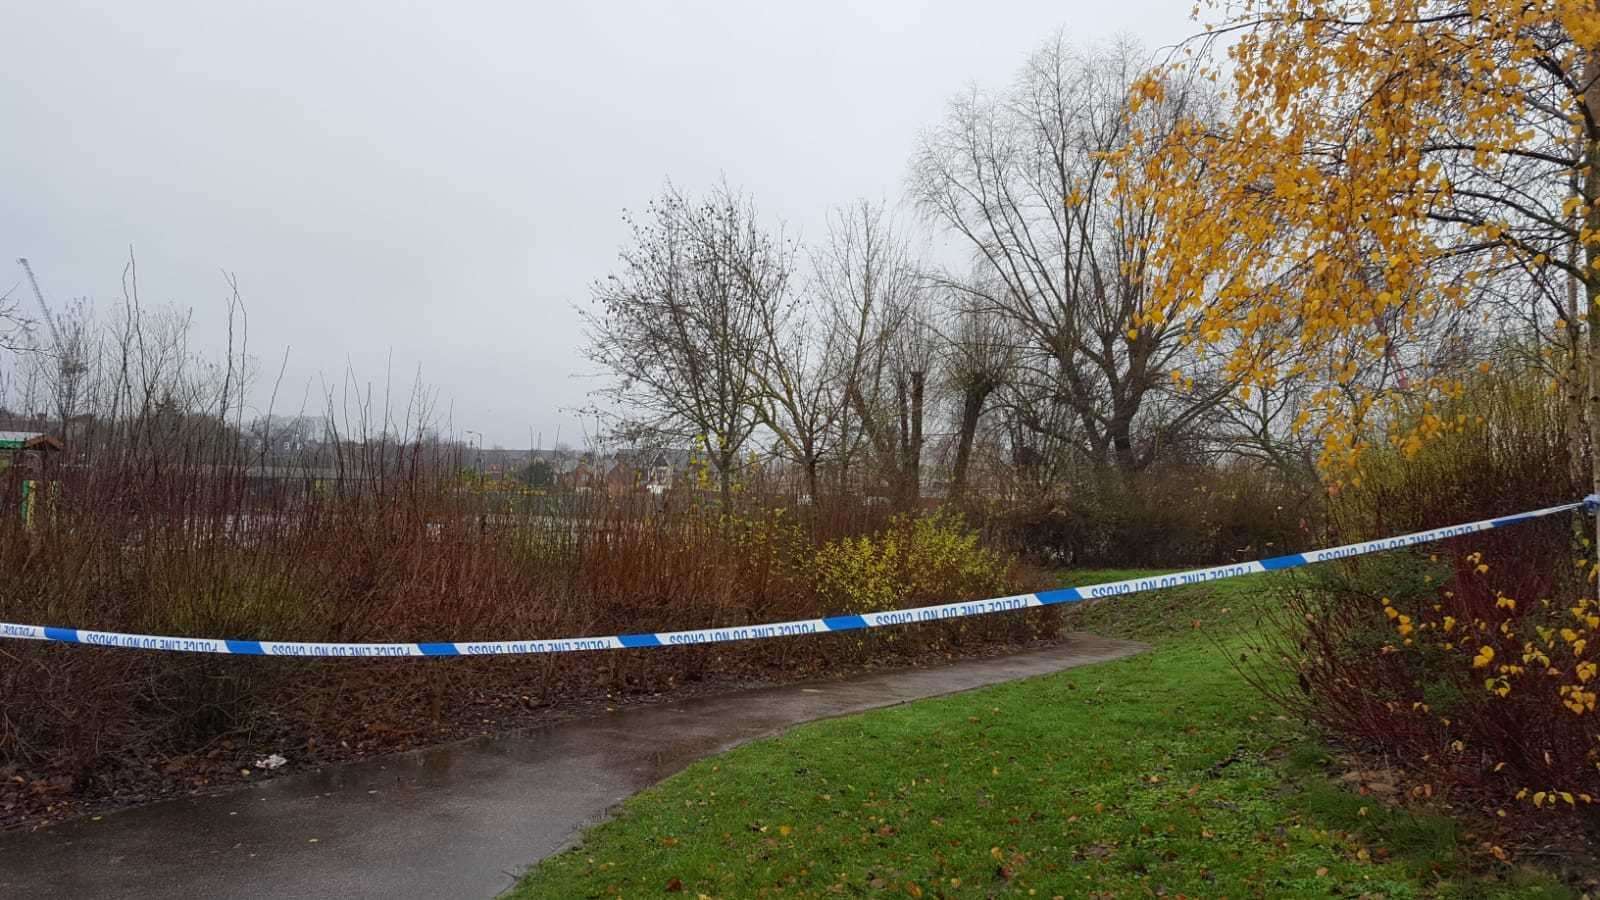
[511,571,1569,899]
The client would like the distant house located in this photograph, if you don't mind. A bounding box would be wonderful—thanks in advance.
[645,452,673,496]
[0,431,63,475]
[1,432,63,526]
[529,448,685,497]
[0,431,64,453]
[603,460,638,496]
[561,459,598,493]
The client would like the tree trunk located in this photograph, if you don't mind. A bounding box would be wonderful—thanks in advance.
[903,370,925,508]
[1583,42,1600,597]
[951,382,990,502]
[1108,400,1138,472]
[717,451,735,516]
[896,374,910,487]
[1566,126,1589,495]
[1565,256,1587,495]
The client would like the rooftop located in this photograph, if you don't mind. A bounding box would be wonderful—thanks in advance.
[0,431,63,451]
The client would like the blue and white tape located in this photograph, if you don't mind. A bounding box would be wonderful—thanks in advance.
[0,498,1589,658]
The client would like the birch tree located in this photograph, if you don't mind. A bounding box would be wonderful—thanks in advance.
[1137,0,1600,497]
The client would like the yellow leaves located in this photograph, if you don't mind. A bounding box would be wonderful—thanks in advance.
[1530,788,1581,809]
[1442,615,1456,633]
[1522,644,1551,669]
[1119,0,1585,477]
[1577,662,1597,684]
[1473,645,1495,669]
[1559,684,1597,714]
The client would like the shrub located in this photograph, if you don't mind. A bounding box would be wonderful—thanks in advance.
[0,448,1053,819]
[1251,364,1599,830]
[1328,365,1578,539]
[992,461,1315,568]
[812,509,1055,654]
[814,510,1012,610]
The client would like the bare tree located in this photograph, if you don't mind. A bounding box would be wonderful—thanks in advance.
[911,36,1232,474]
[748,282,843,503]
[0,285,27,354]
[814,200,932,507]
[585,183,782,511]
[940,282,1015,500]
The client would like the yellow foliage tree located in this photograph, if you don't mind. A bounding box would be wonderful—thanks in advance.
[1135,0,1600,495]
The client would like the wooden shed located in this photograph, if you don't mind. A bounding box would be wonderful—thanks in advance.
[0,431,65,454]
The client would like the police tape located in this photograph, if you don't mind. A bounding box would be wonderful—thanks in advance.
[1,498,1592,658]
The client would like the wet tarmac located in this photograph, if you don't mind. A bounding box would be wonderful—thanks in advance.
[0,634,1146,899]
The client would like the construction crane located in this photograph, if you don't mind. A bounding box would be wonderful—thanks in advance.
[16,258,67,356]
[15,257,87,428]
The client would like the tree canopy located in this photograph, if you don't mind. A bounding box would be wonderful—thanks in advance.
[1137,0,1600,480]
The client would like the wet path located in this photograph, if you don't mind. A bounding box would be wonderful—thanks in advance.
[0,634,1145,899]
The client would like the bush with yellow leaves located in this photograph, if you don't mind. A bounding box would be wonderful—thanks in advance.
[1251,366,1598,829]
[812,509,1055,650]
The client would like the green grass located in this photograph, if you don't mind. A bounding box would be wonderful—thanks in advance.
[511,571,1569,898]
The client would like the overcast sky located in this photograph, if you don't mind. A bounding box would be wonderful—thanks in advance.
[4,0,1198,447]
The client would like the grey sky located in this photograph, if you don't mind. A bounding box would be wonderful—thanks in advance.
[4,0,1197,447]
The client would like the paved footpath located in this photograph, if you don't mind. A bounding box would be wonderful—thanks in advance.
[0,634,1145,899]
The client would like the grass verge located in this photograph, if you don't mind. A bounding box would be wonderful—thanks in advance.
[511,570,1569,898]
